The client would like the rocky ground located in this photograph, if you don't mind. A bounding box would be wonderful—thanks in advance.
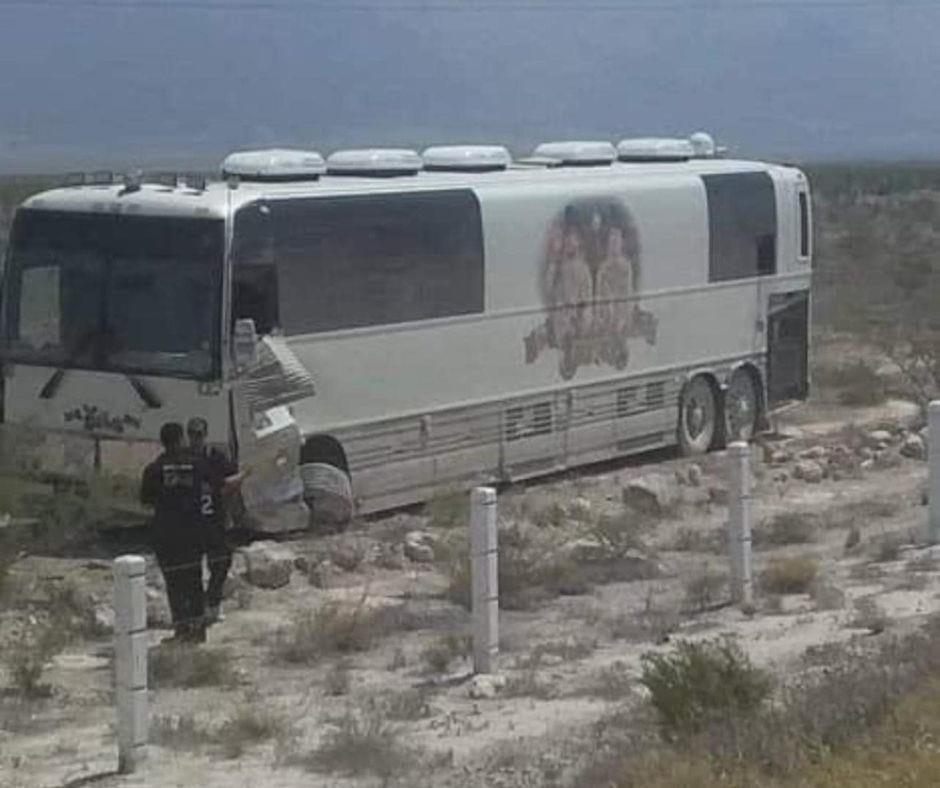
[0,397,936,788]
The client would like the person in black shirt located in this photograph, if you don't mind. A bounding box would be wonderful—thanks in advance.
[140,422,206,643]
[186,417,246,625]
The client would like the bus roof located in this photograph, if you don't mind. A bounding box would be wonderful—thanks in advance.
[20,157,803,220]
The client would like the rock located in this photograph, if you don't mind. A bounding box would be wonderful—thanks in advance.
[621,473,680,517]
[686,464,703,487]
[566,497,593,521]
[239,541,296,589]
[229,551,248,579]
[799,445,828,461]
[469,673,507,700]
[680,486,711,507]
[146,588,173,629]
[901,434,927,461]
[708,485,729,506]
[308,560,334,589]
[563,538,608,564]
[221,572,251,601]
[375,543,406,571]
[856,446,874,460]
[540,654,564,667]
[329,538,369,572]
[794,460,824,484]
[294,555,311,574]
[404,531,436,564]
[860,459,875,471]
[868,430,893,448]
[769,450,792,465]
[87,604,115,636]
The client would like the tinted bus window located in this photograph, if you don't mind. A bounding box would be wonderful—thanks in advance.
[235,190,485,335]
[703,172,777,282]
[798,191,810,258]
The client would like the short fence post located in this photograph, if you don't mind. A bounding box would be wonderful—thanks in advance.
[930,402,940,545]
[471,487,499,674]
[727,442,754,608]
[113,555,148,774]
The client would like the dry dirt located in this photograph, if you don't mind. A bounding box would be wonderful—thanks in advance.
[1,397,936,788]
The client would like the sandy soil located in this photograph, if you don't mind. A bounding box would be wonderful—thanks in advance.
[0,396,935,788]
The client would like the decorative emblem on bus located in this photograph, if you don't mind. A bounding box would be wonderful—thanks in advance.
[64,405,142,435]
[524,198,658,380]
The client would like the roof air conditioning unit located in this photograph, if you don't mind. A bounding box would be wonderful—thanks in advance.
[221,148,327,182]
[530,141,617,166]
[326,148,422,177]
[422,145,512,172]
[617,138,694,162]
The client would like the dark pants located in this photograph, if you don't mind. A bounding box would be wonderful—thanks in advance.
[203,521,232,609]
[155,541,205,640]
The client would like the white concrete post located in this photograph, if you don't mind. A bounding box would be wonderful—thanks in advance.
[727,442,754,608]
[471,487,499,674]
[113,555,148,774]
[930,402,940,544]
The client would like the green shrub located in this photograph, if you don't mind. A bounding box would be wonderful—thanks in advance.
[639,638,772,739]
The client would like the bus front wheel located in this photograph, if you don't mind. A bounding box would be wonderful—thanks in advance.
[300,462,353,533]
[678,376,718,456]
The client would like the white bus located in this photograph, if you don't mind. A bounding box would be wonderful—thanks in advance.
[0,135,812,531]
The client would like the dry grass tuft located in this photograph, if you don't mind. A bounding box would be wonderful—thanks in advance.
[426,487,469,530]
[575,661,634,700]
[324,659,352,696]
[420,633,471,674]
[755,512,817,547]
[3,616,69,698]
[152,697,291,759]
[149,645,241,690]
[870,532,906,563]
[670,526,724,554]
[301,705,415,780]
[683,564,729,612]
[271,596,409,664]
[383,688,434,721]
[760,556,819,595]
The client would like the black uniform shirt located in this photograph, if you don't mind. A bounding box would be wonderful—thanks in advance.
[194,447,238,527]
[140,451,200,542]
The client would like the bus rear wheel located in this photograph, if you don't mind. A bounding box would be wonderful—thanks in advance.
[678,376,718,456]
[723,368,760,444]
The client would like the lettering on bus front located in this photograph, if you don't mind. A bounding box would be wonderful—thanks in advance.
[523,198,658,381]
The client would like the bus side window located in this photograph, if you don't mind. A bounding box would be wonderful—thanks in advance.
[798,191,810,258]
[233,264,279,336]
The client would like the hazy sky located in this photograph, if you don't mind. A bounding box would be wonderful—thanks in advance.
[1,0,940,171]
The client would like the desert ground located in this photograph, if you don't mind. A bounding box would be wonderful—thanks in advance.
[0,387,935,788]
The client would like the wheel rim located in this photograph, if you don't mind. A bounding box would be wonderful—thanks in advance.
[681,377,716,453]
[725,370,758,443]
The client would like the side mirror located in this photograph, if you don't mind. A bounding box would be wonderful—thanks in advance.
[233,318,258,370]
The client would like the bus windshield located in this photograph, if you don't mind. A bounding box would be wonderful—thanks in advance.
[2,209,224,379]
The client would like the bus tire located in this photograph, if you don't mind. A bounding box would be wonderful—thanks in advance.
[299,462,353,532]
[677,375,719,457]
[723,367,761,445]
